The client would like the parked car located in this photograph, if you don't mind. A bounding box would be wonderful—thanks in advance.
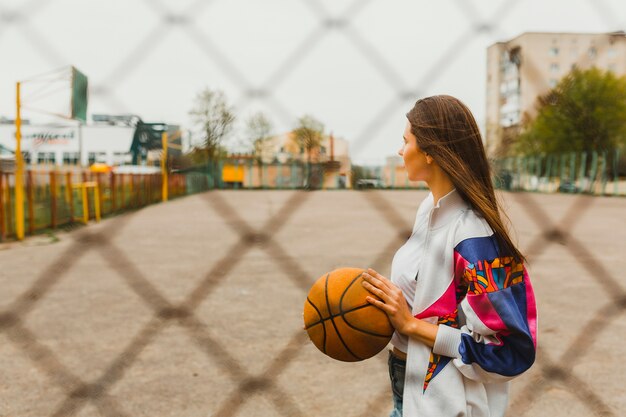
[557,179,579,193]
[355,179,384,189]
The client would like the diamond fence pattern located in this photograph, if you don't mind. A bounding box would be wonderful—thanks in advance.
[1,188,624,416]
[1,0,625,416]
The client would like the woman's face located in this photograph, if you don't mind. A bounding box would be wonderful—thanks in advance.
[398,121,431,182]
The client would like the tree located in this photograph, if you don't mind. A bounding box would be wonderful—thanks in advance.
[515,67,626,156]
[293,115,325,189]
[245,112,273,186]
[293,115,324,164]
[246,112,273,161]
[188,88,235,163]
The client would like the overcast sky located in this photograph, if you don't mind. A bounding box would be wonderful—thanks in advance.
[1,0,626,164]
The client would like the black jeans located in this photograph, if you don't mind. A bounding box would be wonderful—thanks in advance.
[388,350,406,416]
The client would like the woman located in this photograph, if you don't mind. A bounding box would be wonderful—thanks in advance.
[361,95,538,417]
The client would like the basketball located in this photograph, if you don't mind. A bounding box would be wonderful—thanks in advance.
[303,268,394,362]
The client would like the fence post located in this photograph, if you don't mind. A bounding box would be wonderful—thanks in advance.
[248,159,253,189]
[81,183,89,223]
[544,155,552,192]
[0,172,4,240]
[589,151,598,194]
[614,148,620,196]
[111,173,116,212]
[120,174,125,209]
[50,171,57,229]
[290,162,297,189]
[559,153,566,185]
[27,171,34,234]
[218,160,224,190]
[234,160,240,190]
[533,155,539,191]
[133,175,138,207]
[578,151,587,190]
[96,173,104,214]
[521,156,527,190]
[601,150,608,195]
[66,172,74,222]
[94,183,101,222]
[5,173,12,236]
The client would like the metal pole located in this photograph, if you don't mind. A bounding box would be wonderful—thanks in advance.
[614,148,620,196]
[78,121,84,166]
[15,82,25,240]
[161,131,168,202]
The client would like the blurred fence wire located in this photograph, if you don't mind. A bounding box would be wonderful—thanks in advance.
[1,0,625,416]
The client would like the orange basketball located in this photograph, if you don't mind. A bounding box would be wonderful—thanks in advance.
[303,268,393,362]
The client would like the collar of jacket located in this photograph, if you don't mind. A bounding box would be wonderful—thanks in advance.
[428,188,472,229]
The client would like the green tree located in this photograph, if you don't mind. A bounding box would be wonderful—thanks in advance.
[516,67,626,155]
[189,88,235,162]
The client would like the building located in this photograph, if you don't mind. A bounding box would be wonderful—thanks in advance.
[0,115,182,168]
[486,31,626,156]
[226,131,353,189]
[383,155,426,188]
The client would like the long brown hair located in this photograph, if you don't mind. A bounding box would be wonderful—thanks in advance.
[406,95,526,264]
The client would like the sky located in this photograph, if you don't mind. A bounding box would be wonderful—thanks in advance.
[1,0,626,165]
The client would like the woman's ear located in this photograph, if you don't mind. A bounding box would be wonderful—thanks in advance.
[425,154,433,164]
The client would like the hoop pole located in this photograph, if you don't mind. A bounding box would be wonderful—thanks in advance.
[161,131,168,202]
[15,82,25,240]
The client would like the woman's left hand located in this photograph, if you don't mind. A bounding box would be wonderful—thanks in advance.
[361,268,415,335]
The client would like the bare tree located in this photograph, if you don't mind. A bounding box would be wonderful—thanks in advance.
[293,115,324,188]
[189,88,235,163]
[293,115,324,164]
[245,112,273,187]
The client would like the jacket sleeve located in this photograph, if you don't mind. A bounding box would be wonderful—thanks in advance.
[432,233,538,383]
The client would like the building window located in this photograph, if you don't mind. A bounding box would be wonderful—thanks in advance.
[570,48,578,58]
[299,146,304,154]
[608,48,617,59]
[62,152,79,165]
[550,63,559,73]
[588,47,597,59]
[37,152,55,164]
[113,152,131,165]
[549,47,559,57]
[88,152,106,165]
[549,79,558,88]
[320,146,326,155]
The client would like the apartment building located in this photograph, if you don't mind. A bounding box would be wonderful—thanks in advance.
[486,31,626,156]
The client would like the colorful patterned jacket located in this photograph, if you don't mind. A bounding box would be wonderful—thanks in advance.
[400,188,538,417]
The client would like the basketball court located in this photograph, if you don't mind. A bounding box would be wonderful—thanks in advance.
[0,190,624,416]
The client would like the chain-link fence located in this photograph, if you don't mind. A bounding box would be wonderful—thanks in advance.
[1,0,626,416]
[0,166,204,240]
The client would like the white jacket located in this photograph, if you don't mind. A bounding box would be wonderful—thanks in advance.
[396,188,538,417]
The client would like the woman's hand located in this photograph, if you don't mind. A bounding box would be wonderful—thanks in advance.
[361,268,415,335]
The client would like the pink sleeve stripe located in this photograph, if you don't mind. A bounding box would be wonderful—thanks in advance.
[416,279,457,319]
[466,292,507,333]
[453,250,470,282]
